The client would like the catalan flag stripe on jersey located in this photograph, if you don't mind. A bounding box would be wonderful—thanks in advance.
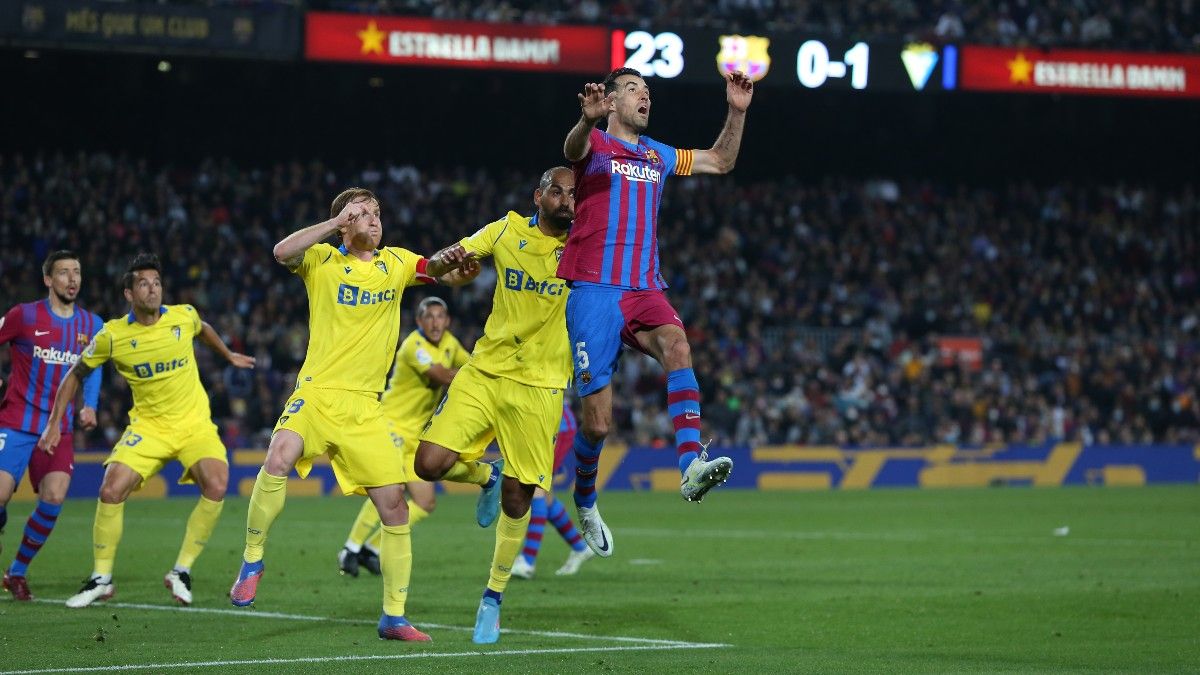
[558,127,691,290]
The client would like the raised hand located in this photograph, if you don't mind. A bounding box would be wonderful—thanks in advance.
[335,200,373,238]
[725,71,754,112]
[229,353,256,369]
[578,82,612,123]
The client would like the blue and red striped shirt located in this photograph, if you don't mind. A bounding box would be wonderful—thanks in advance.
[0,300,103,435]
[557,127,693,290]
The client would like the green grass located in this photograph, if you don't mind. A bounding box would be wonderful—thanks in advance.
[1,486,1197,673]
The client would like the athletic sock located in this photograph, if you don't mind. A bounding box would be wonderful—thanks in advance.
[547,496,587,552]
[243,469,287,563]
[520,495,547,565]
[380,523,412,616]
[175,495,223,570]
[443,460,492,486]
[8,500,62,577]
[92,501,125,578]
[346,498,380,551]
[667,368,703,473]
[486,510,530,596]
[572,432,604,509]
[405,498,431,526]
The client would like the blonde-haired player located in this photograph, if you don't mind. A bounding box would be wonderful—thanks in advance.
[229,188,478,642]
[337,296,469,577]
[415,166,575,644]
[39,253,255,608]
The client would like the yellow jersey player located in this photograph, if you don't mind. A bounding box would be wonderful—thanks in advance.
[37,253,255,608]
[337,296,469,577]
[229,187,478,642]
[415,167,575,644]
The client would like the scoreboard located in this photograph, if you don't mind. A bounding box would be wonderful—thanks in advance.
[611,28,959,92]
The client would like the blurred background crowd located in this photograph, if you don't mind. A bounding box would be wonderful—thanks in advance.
[3,152,1196,450]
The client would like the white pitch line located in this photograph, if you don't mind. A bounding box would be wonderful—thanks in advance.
[0,644,728,675]
[619,526,1196,548]
[29,598,726,647]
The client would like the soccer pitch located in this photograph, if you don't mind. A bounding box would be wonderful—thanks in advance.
[1,486,1196,673]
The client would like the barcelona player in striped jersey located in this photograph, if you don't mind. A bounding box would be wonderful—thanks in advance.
[0,251,102,601]
[560,68,754,556]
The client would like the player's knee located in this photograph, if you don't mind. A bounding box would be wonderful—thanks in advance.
[202,476,228,501]
[581,417,610,442]
[40,489,67,506]
[413,444,447,482]
[663,336,692,369]
[98,483,128,504]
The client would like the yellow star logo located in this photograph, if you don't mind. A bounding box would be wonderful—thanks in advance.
[1008,52,1033,84]
[358,20,385,55]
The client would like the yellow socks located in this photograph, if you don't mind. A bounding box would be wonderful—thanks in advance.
[380,523,412,616]
[347,498,381,549]
[406,499,431,527]
[443,460,492,486]
[243,469,287,563]
[92,501,125,578]
[175,496,223,570]
[487,510,531,594]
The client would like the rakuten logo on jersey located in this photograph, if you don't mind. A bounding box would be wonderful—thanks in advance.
[610,160,661,184]
[33,345,80,366]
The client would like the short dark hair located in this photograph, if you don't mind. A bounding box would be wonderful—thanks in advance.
[330,187,378,219]
[603,67,643,95]
[42,250,80,277]
[122,253,162,290]
[416,296,448,319]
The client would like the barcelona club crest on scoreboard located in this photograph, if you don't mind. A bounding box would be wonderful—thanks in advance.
[716,35,770,82]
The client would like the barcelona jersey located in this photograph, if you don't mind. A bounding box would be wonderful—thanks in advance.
[0,301,103,435]
[557,127,693,290]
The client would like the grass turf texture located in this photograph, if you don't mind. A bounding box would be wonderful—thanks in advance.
[0,486,1196,673]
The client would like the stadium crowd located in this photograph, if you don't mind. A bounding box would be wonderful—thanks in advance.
[1,152,1198,450]
[309,0,1200,53]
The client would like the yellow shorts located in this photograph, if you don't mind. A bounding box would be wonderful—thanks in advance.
[388,422,424,484]
[107,417,227,489]
[420,363,563,489]
[274,386,406,495]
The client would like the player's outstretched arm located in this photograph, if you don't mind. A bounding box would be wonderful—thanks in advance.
[564,82,610,162]
[37,362,93,453]
[199,321,256,369]
[271,200,362,269]
[426,243,482,287]
[690,72,754,175]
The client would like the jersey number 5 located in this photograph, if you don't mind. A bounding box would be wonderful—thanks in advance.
[575,341,590,370]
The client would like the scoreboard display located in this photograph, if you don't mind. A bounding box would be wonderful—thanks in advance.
[610,28,958,92]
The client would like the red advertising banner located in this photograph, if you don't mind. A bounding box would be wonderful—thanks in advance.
[960,46,1200,98]
[305,12,608,73]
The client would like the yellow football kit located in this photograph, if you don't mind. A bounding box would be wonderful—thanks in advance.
[273,243,433,494]
[80,305,225,486]
[421,212,571,489]
[383,328,469,476]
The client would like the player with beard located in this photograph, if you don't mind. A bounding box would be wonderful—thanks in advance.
[0,251,103,601]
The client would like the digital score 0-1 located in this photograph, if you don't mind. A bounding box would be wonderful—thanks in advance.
[611,28,958,92]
